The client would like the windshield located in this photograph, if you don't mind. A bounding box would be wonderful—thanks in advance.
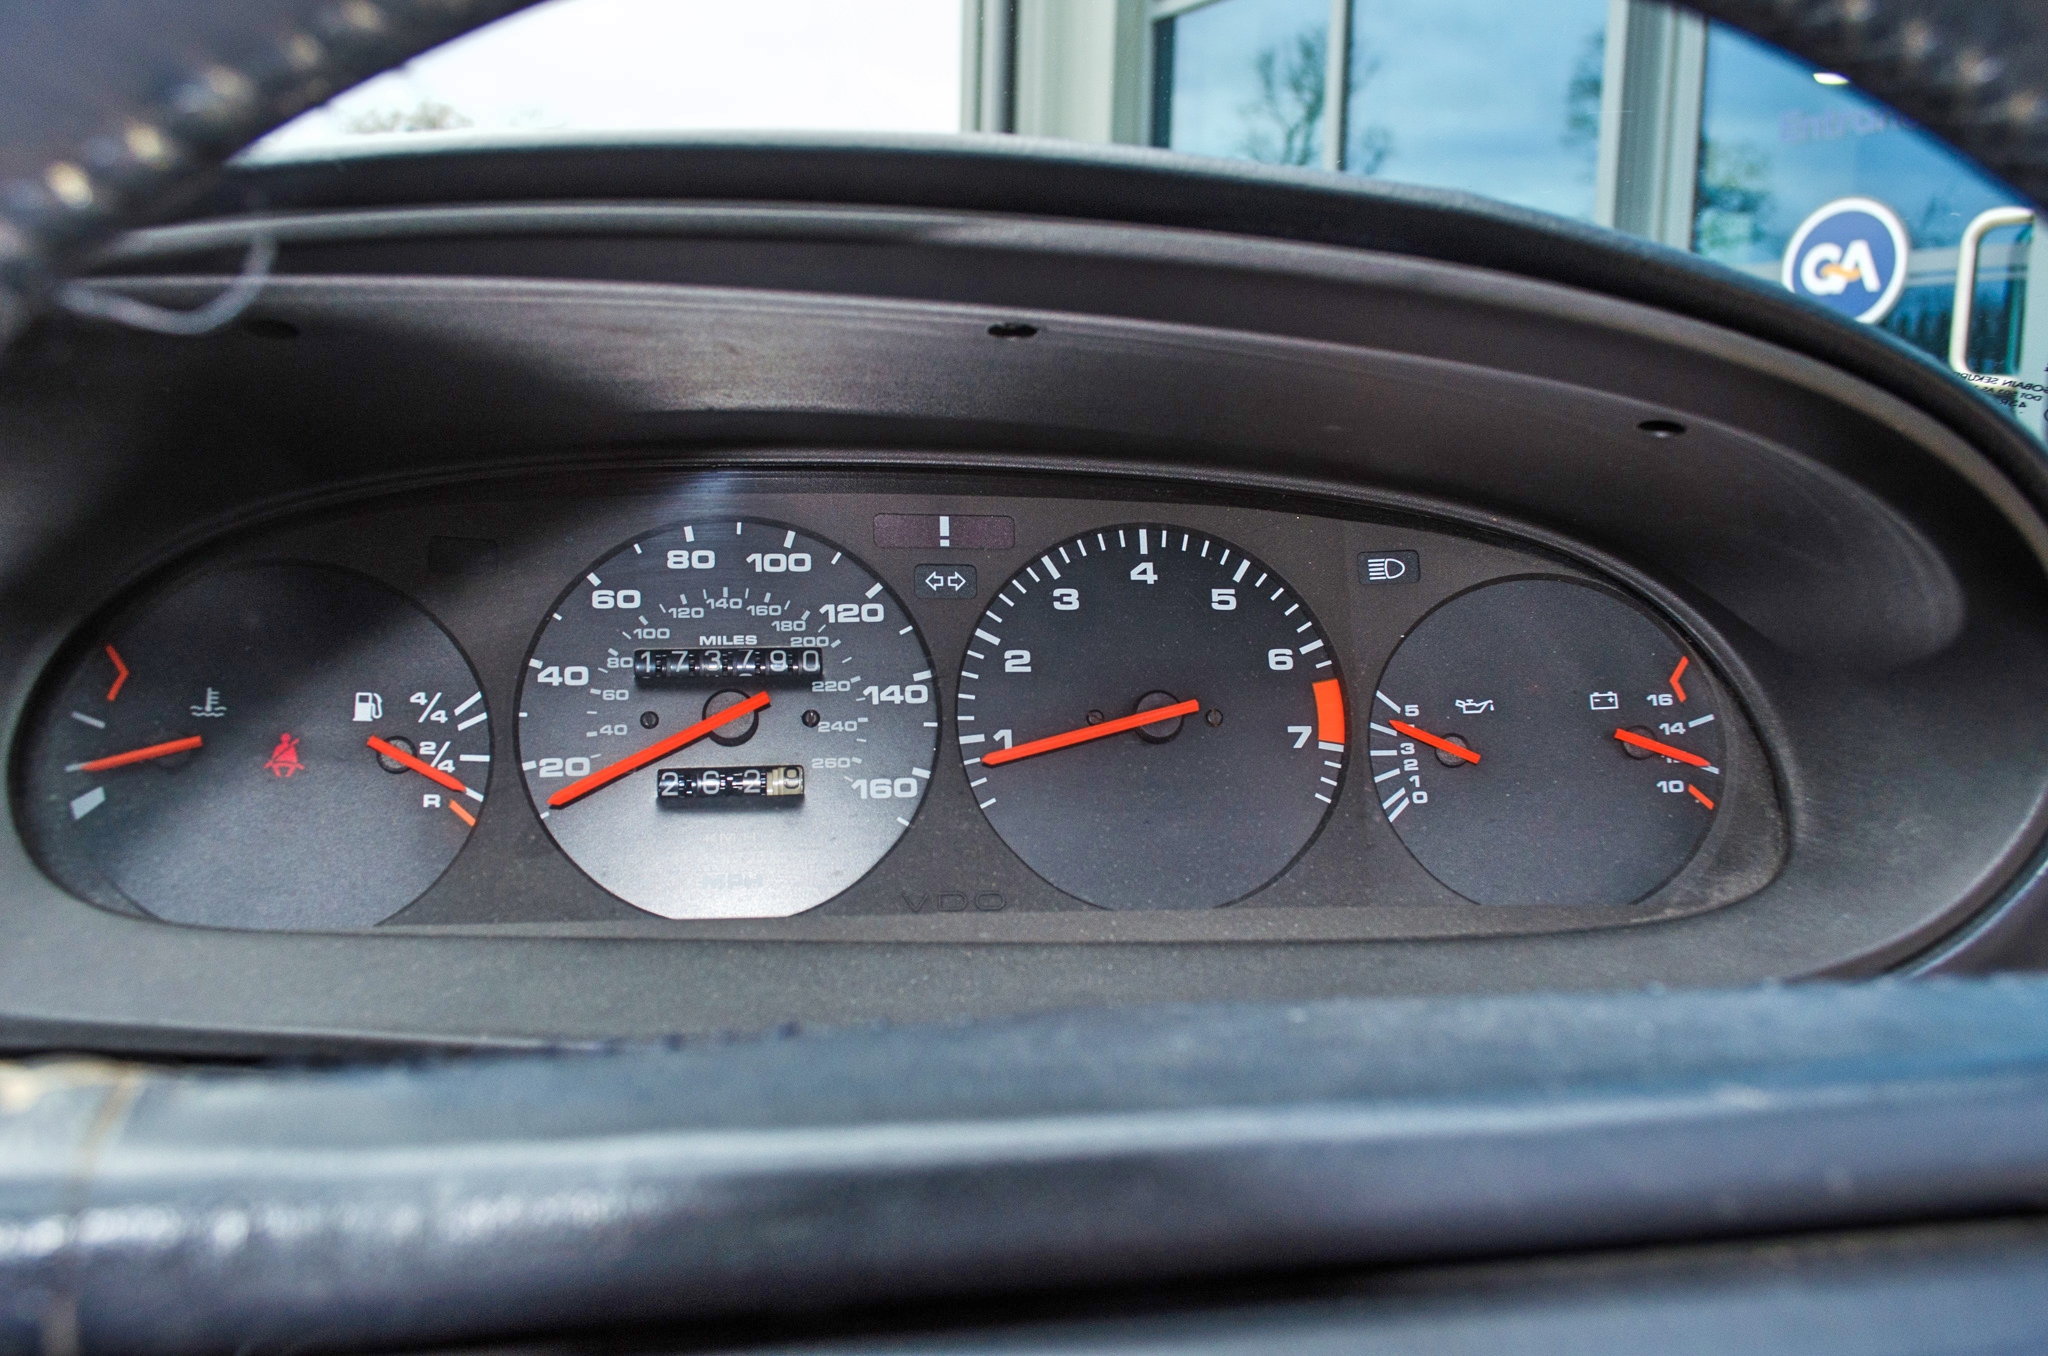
[246,0,2042,428]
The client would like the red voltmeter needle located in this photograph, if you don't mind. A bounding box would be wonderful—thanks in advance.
[547,690,771,808]
[1612,727,1711,769]
[66,734,202,773]
[367,736,481,802]
[1388,720,1480,765]
[982,699,1203,768]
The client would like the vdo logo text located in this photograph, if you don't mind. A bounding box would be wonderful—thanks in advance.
[1781,197,1911,325]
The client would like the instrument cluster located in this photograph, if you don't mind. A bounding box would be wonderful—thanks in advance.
[10,474,1782,936]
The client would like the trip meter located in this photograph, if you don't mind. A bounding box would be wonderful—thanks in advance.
[1373,577,1723,906]
[517,520,936,918]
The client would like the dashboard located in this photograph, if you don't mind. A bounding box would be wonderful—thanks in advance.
[2,144,2047,1050]
[14,474,1783,941]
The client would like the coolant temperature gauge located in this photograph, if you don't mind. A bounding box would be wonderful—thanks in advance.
[17,564,489,929]
[1371,577,1724,907]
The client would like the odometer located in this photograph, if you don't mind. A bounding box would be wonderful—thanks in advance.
[517,521,936,918]
[958,524,1346,910]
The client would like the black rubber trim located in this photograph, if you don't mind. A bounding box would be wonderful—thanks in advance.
[7,978,2048,1353]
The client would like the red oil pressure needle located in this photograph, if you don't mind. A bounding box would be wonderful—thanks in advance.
[982,699,1202,768]
[1388,720,1480,765]
[66,734,202,773]
[547,690,771,808]
[367,735,481,802]
[1612,727,1712,769]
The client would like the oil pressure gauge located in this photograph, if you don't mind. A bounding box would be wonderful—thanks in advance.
[1372,577,1724,907]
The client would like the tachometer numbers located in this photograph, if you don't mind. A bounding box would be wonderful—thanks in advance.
[518,520,936,918]
[957,525,1345,910]
[1372,576,1725,906]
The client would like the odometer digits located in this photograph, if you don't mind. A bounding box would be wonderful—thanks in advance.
[518,521,936,918]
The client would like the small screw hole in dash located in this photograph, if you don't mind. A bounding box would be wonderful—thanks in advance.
[1638,419,1687,438]
[987,322,1039,339]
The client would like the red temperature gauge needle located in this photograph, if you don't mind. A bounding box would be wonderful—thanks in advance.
[1612,727,1711,769]
[367,736,482,802]
[982,699,1202,768]
[66,734,203,773]
[1388,720,1480,765]
[547,690,771,808]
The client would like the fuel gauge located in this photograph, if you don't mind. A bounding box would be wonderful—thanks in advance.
[17,564,488,929]
[1372,577,1724,907]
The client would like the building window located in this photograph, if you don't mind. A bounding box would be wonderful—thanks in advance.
[1151,0,1331,166]
[1694,22,2029,371]
[1344,0,1608,220]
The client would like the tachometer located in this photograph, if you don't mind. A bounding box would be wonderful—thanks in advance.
[518,521,936,918]
[17,564,488,929]
[957,524,1345,910]
[1372,576,1723,906]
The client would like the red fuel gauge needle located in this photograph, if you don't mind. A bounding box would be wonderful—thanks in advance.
[983,699,1202,768]
[547,690,771,808]
[367,735,482,802]
[66,734,203,773]
[1612,727,1712,769]
[1388,720,1480,765]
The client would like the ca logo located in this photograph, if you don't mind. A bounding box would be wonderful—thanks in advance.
[1782,197,1910,324]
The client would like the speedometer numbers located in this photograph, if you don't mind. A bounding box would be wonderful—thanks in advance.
[958,525,1346,910]
[517,521,936,919]
[1372,577,1723,906]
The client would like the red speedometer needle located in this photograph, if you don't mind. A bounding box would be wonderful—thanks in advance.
[1388,720,1480,765]
[367,736,481,802]
[67,734,203,773]
[1612,727,1710,768]
[982,699,1202,768]
[547,690,771,808]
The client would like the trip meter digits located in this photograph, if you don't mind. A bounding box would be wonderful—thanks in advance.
[518,520,937,918]
[1372,577,1725,907]
[959,525,1346,910]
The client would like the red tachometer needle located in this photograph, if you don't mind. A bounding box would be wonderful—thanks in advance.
[367,736,481,802]
[66,734,202,773]
[1613,727,1710,768]
[982,698,1202,768]
[1388,720,1480,765]
[547,690,771,808]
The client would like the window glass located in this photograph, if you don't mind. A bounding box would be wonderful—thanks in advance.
[1694,23,2028,369]
[1344,0,1609,220]
[247,0,959,158]
[1152,0,1332,166]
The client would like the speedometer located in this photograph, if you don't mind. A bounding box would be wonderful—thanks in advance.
[517,521,937,918]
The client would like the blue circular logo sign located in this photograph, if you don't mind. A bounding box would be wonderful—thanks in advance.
[1781,197,1911,324]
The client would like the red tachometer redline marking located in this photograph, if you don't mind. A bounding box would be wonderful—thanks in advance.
[1312,678,1345,745]
[1613,727,1710,768]
[1669,655,1689,703]
[546,690,771,808]
[366,735,476,799]
[68,733,202,773]
[1388,720,1480,765]
[982,699,1202,768]
[1688,784,1716,810]
[104,645,130,702]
